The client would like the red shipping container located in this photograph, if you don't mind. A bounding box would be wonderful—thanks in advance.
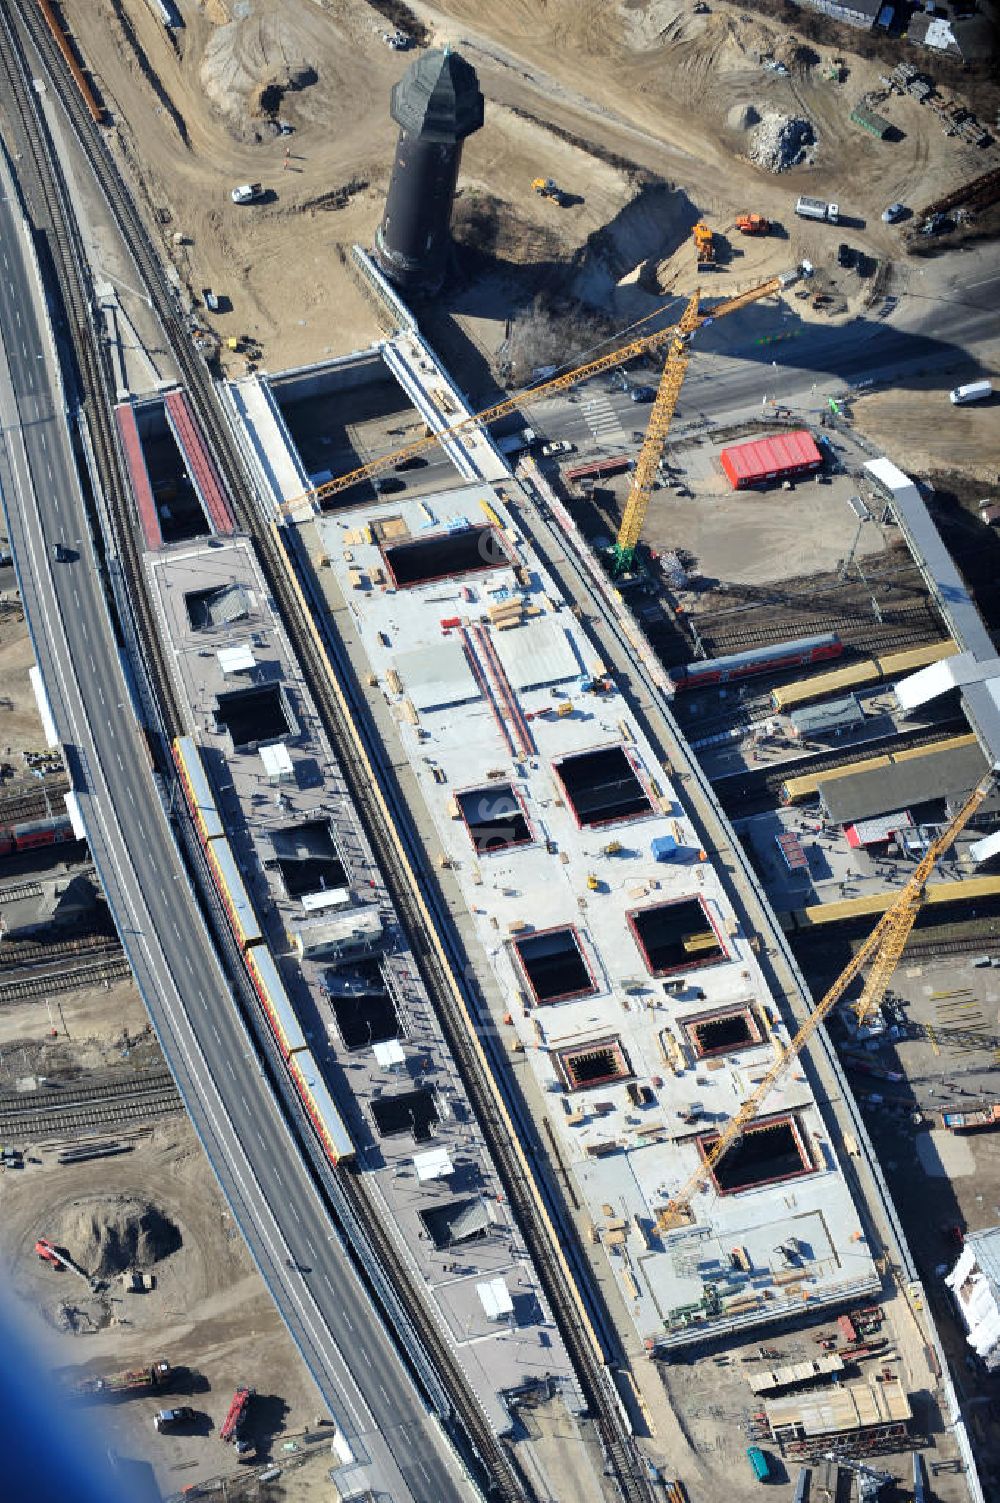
[720,430,823,489]
[838,1313,858,1343]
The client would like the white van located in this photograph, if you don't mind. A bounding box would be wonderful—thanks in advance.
[949,379,993,405]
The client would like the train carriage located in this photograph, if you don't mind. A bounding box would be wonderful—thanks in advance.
[172,736,224,845]
[245,945,307,1058]
[781,755,891,805]
[770,640,956,713]
[205,836,263,951]
[288,1048,354,1165]
[669,633,842,694]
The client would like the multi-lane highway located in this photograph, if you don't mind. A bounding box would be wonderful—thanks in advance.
[0,145,475,1503]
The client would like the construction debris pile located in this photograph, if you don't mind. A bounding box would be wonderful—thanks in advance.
[747,112,815,172]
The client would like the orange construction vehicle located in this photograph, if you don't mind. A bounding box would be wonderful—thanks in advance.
[736,212,770,235]
[692,221,715,265]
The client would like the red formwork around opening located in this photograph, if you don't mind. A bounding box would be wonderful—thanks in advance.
[115,404,162,551]
[163,389,235,535]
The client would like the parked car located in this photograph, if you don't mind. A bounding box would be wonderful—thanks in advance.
[836,242,854,269]
[630,385,656,403]
[541,440,576,458]
[230,183,263,205]
[153,1407,195,1433]
[882,202,907,223]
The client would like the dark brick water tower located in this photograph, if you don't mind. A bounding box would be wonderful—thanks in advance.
[374,45,484,295]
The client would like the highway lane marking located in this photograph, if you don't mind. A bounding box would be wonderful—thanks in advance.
[379,1384,389,1402]
[0,200,378,1460]
[226,1060,235,1078]
[360,1348,371,1366]
[212,1024,221,1044]
[1,314,401,1462]
[290,1203,300,1223]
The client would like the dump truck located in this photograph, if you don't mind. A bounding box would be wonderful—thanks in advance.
[692,221,715,265]
[736,212,769,235]
[71,1360,171,1398]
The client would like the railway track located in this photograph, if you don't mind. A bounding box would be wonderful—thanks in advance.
[0,931,120,973]
[0,1069,181,1140]
[0,10,183,746]
[716,718,965,809]
[0,779,69,826]
[7,10,653,1497]
[0,879,42,906]
[696,611,941,660]
[0,953,132,1005]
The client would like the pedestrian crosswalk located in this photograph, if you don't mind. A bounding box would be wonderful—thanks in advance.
[580,392,629,449]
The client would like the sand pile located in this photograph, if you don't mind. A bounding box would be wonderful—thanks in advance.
[727,102,759,131]
[51,1196,181,1277]
[200,11,317,124]
[747,112,815,172]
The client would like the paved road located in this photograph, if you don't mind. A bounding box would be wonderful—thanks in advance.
[0,153,474,1503]
[528,250,1000,454]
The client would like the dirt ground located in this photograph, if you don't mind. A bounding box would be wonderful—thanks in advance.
[853,376,1000,487]
[56,0,997,380]
[0,615,46,758]
[1,1111,328,1498]
[0,974,154,1082]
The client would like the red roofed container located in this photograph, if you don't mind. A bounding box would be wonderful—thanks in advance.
[720,430,823,489]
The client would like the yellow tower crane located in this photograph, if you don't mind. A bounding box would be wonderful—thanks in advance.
[612,276,783,573]
[656,770,995,1234]
[279,277,784,516]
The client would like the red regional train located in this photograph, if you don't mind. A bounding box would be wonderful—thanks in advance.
[0,814,77,858]
[667,633,843,693]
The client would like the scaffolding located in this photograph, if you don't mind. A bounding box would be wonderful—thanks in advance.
[765,1377,911,1462]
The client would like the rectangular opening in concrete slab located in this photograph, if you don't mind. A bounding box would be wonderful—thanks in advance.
[215,683,293,750]
[556,1036,632,1091]
[370,1087,438,1142]
[699,1114,813,1194]
[628,896,726,976]
[139,411,209,544]
[329,990,399,1050]
[419,1197,494,1251]
[269,819,346,898]
[553,745,653,828]
[684,1005,763,1059]
[270,362,453,507]
[513,926,595,1005]
[382,526,508,589]
[184,583,250,631]
[456,783,531,855]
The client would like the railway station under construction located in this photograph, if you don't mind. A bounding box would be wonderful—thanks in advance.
[102,302,888,1377]
[173,296,886,1358]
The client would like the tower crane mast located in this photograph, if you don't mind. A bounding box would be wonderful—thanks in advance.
[656,771,995,1233]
